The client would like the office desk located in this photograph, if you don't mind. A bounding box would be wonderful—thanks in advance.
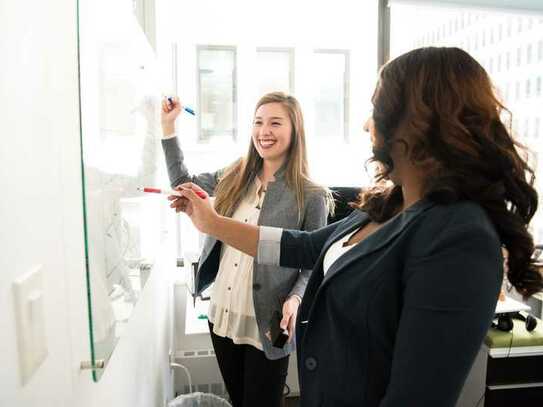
[482,318,543,406]
[456,298,543,406]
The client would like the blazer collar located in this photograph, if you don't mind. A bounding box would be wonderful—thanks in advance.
[322,198,435,283]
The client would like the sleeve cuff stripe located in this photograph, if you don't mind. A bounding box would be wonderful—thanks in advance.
[257,226,283,266]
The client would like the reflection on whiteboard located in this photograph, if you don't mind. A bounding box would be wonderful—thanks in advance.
[79,0,164,379]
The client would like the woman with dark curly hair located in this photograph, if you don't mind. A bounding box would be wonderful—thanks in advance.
[169,47,543,406]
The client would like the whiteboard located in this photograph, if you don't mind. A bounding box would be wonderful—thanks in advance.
[78,0,164,381]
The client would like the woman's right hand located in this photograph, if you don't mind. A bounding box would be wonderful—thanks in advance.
[161,96,182,136]
[169,182,218,235]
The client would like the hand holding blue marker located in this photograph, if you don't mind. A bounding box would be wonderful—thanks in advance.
[167,96,195,116]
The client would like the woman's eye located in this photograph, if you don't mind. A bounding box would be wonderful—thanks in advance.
[272,122,281,126]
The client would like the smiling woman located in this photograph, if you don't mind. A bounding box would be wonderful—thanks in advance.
[160,91,332,407]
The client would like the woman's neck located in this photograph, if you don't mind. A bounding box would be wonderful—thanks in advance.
[260,158,285,185]
[401,177,424,211]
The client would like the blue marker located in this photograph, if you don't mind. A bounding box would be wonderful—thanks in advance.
[167,97,195,116]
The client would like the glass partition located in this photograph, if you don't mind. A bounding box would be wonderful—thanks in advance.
[78,0,163,380]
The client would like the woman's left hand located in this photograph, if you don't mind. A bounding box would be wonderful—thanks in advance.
[281,296,301,342]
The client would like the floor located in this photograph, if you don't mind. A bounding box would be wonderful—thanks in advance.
[284,397,300,407]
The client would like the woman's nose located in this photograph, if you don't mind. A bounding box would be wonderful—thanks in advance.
[260,123,272,135]
[363,118,370,133]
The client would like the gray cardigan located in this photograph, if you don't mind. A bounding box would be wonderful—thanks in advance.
[162,137,328,359]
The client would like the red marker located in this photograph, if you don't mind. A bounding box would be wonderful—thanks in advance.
[138,187,206,199]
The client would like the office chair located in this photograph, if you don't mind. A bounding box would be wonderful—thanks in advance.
[328,186,361,224]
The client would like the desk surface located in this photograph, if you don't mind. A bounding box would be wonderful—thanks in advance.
[495,296,531,314]
[486,319,543,357]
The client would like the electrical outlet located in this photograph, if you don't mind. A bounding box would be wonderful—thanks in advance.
[13,265,48,385]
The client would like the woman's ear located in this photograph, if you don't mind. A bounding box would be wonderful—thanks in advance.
[391,138,410,160]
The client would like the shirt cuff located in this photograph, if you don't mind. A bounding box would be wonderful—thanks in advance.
[290,294,302,305]
[257,226,283,266]
[162,133,177,140]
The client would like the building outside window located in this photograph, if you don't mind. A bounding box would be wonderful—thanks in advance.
[390,4,543,243]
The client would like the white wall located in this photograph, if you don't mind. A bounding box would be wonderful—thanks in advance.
[0,1,174,406]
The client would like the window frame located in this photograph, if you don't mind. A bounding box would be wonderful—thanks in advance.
[196,44,238,142]
[255,47,296,94]
[313,48,351,142]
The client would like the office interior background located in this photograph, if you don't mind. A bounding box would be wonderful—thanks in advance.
[1,0,543,406]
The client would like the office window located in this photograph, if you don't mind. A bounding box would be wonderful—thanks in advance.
[313,50,349,140]
[256,48,294,96]
[197,46,237,141]
[389,3,543,244]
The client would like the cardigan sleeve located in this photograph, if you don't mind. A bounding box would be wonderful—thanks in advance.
[380,222,503,406]
[161,137,221,195]
[288,191,329,299]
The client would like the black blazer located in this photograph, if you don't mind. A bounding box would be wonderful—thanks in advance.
[279,199,503,406]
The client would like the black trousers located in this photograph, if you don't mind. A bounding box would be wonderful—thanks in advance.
[209,322,290,407]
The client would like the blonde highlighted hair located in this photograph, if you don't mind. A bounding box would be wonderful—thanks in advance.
[213,92,331,219]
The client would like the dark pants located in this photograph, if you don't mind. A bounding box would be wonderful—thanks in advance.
[209,322,289,407]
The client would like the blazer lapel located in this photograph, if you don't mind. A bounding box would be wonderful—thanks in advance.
[322,199,436,284]
[297,211,369,321]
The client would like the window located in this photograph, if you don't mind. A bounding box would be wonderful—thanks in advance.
[256,48,294,96]
[313,50,349,140]
[197,46,237,141]
[389,3,543,243]
[173,1,378,273]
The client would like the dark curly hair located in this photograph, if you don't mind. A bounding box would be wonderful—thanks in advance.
[359,47,542,298]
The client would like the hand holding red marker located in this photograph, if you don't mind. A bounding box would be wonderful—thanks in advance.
[138,186,207,199]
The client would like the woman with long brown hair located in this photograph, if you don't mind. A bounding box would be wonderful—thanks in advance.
[170,47,543,406]
[160,92,330,407]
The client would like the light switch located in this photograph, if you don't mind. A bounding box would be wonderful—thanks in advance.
[13,265,48,385]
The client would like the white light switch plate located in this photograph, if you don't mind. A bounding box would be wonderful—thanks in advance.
[13,265,48,385]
